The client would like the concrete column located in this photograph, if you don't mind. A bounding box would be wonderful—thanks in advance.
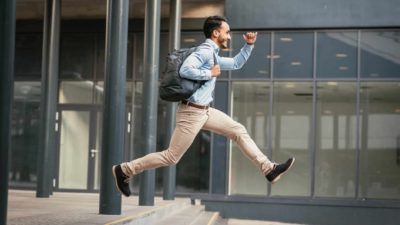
[99,0,129,215]
[139,0,161,206]
[0,0,16,224]
[36,0,60,198]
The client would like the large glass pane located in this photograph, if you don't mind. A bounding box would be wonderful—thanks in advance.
[231,32,270,78]
[271,82,313,196]
[359,82,400,199]
[361,31,400,78]
[230,82,269,195]
[14,34,42,80]
[60,34,94,81]
[317,32,358,79]
[59,111,89,189]
[10,82,41,188]
[274,32,314,79]
[59,81,94,104]
[315,82,357,198]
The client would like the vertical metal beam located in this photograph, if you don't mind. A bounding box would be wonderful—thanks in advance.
[163,0,181,201]
[140,0,161,206]
[36,0,60,198]
[0,1,16,224]
[99,0,129,215]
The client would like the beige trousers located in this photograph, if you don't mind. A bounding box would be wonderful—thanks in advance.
[121,104,274,177]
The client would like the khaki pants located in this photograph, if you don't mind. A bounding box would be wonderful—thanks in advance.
[121,104,274,177]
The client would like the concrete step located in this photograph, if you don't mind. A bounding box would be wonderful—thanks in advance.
[151,205,203,225]
[190,210,220,225]
[108,200,190,225]
[152,204,221,225]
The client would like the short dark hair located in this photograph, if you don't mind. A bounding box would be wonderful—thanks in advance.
[203,16,227,38]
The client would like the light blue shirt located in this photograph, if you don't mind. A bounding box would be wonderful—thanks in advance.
[179,38,254,105]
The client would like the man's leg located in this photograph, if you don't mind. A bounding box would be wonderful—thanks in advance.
[113,104,209,196]
[202,107,294,182]
[121,104,209,176]
[202,107,274,175]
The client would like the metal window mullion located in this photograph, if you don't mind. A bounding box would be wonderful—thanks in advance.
[267,32,274,197]
[310,31,318,198]
[355,30,362,199]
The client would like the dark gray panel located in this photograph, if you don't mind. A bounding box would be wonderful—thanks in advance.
[226,0,400,29]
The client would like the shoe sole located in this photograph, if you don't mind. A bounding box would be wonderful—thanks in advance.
[271,157,295,184]
[112,165,130,197]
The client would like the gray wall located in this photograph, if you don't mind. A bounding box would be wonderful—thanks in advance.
[226,0,400,29]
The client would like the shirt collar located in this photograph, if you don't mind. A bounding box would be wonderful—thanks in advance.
[205,39,220,54]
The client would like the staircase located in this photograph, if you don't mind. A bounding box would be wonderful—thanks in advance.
[107,200,221,225]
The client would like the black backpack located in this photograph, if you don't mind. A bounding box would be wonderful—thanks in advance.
[159,44,216,102]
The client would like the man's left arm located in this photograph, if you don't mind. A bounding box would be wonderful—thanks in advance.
[219,32,257,70]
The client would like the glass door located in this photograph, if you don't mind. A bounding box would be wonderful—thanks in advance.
[56,106,102,191]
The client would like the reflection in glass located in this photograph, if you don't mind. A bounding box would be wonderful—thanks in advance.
[231,32,270,78]
[271,82,312,196]
[274,32,314,78]
[317,32,358,78]
[10,82,41,188]
[315,82,357,197]
[230,82,269,195]
[361,31,400,78]
[59,81,94,104]
[359,82,400,199]
[60,34,94,81]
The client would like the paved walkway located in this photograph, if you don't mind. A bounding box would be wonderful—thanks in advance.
[7,190,303,225]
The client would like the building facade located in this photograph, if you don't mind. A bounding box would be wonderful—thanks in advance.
[10,0,400,224]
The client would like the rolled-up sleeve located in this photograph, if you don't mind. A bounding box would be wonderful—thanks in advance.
[179,47,213,80]
[219,44,254,70]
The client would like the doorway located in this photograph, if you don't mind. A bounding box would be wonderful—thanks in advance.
[55,105,102,192]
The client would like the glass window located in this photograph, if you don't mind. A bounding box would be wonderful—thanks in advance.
[361,31,400,78]
[315,82,357,198]
[14,34,42,80]
[60,34,94,81]
[317,32,358,79]
[231,32,271,78]
[271,82,313,196]
[133,33,144,80]
[359,82,400,199]
[10,82,41,189]
[230,82,269,195]
[274,32,314,79]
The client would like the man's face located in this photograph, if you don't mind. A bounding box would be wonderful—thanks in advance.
[215,21,231,49]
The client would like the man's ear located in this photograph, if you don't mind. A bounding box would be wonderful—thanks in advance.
[212,29,220,38]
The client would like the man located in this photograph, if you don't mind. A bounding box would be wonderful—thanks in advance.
[112,16,294,197]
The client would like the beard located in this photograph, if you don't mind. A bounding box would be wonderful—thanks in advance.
[217,36,229,49]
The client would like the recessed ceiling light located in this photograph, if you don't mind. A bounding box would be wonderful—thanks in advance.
[336,53,347,58]
[285,83,295,88]
[291,61,302,66]
[183,38,196,43]
[280,37,293,42]
[339,66,348,70]
[327,82,338,86]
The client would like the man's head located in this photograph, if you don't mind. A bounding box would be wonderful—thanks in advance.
[203,16,231,49]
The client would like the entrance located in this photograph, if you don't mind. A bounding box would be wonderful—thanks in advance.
[55,105,102,192]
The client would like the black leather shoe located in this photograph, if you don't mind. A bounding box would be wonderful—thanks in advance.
[112,165,131,197]
[266,157,295,184]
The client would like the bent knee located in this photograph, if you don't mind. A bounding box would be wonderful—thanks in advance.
[162,149,181,165]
